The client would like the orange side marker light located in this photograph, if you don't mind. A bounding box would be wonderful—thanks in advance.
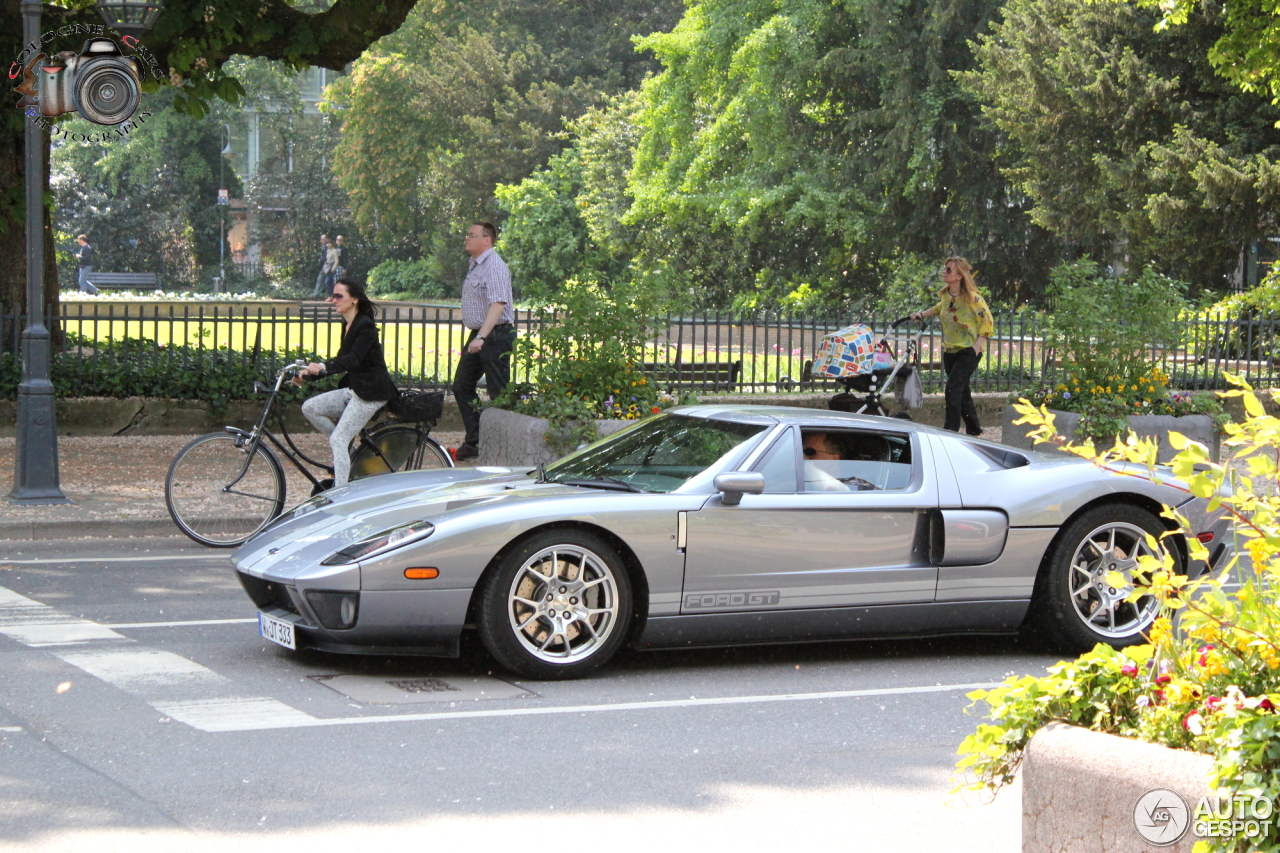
[404,568,439,579]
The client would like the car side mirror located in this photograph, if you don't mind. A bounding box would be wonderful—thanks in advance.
[714,472,765,506]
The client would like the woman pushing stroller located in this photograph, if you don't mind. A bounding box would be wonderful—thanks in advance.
[909,257,993,436]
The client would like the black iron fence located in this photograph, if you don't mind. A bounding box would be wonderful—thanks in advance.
[2,302,1278,397]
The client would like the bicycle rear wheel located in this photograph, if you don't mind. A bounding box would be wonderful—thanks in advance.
[350,424,452,478]
[166,432,286,547]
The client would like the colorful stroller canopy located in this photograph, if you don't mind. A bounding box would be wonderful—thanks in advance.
[812,324,879,378]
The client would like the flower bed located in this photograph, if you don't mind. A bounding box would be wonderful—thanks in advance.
[959,384,1280,853]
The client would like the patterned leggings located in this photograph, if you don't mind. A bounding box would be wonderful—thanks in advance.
[301,388,387,487]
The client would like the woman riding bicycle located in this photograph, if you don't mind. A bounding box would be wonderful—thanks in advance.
[297,278,398,488]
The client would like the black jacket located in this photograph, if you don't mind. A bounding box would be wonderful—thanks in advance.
[324,313,398,402]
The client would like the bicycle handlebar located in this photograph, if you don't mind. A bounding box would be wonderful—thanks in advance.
[891,315,927,329]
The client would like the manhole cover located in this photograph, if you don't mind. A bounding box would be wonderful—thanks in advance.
[386,678,460,694]
[310,674,533,705]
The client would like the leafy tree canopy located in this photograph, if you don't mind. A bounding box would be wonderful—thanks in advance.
[963,0,1280,295]
[326,0,683,290]
[1114,0,1280,106]
[623,0,1060,309]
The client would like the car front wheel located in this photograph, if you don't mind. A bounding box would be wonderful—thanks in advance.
[1029,504,1172,651]
[478,530,633,680]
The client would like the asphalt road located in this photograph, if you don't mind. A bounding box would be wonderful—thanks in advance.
[0,537,1059,853]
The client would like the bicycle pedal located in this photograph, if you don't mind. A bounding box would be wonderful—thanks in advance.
[448,446,458,462]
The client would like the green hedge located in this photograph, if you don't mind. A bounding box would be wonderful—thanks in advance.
[0,338,335,410]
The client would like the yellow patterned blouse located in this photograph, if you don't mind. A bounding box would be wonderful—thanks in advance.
[931,290,994,352]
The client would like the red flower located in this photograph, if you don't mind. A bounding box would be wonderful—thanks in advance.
[1120,663,1138,677]
[1156,674,1172,685]
[1204,696,1223,712]
[1260,697,1276,712]
[651,406,661,414]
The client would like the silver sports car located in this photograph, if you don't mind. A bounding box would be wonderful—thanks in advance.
[231,406,1231,679]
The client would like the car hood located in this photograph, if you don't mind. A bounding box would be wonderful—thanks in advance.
[232,467,633,576]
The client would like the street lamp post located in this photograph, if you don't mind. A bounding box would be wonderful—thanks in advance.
[9,0,69,504]
[9,0,164,504]
[217,124,231,293]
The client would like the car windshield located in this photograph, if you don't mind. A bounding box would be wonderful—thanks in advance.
[544,414,769,493]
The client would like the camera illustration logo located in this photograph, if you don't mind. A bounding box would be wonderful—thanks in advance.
[14,37,143,126]
[1134,788,1191,846]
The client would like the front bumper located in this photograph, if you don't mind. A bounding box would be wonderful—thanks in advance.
[237,570,471,657]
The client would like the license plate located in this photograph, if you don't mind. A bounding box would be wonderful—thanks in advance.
[258,612,296,650]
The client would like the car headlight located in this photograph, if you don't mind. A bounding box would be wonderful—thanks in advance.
[321,520,436,566]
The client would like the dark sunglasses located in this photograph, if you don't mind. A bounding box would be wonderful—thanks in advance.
[803,446,823,457]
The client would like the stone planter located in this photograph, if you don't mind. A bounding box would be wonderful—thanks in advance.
[1023,723,1213,853]
[478,406,632,467]
[1001,406,1219,463]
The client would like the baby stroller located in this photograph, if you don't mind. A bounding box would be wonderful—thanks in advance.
[812,317,924,418]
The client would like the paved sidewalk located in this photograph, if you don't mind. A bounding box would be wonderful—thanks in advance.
[0,431,469,540]
[0,423,1021,540]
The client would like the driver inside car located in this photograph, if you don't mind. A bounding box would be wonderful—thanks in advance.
[802,430,886,491]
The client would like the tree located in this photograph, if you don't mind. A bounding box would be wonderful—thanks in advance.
[962,0,1280,294]
[495,92,642,301]
[1119,0,1280,106]
[2,0,417,317]
[51,87,237,289]
[326,0,683,291]
[622,0,1060,310]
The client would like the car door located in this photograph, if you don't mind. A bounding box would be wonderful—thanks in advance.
[680,425,940,613]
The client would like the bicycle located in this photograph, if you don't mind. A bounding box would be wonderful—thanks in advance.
[165,359,453,548]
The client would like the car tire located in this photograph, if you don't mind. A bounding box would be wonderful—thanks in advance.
[1027,504,1174,652]
[477,529,633,680]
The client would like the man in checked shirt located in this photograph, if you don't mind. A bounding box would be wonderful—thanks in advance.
[451,221,516,460]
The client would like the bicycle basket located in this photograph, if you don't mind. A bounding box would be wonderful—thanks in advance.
[389,390,444,424]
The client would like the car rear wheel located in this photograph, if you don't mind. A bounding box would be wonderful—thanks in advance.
[478,529,632,680]
[1028,504,1172,651]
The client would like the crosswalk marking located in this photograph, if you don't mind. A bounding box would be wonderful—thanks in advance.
[1,585,307,733]
[155,697,318,732]
[1,585,1003,735]
[55,649,227,691]
[3,622,127,646]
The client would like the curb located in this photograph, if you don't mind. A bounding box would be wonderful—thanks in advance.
[0,517,184,541]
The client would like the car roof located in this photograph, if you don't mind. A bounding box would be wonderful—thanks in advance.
[668,404,936,433]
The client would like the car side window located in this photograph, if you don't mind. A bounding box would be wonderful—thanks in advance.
[753,428,799,493]
[802,429,912,492]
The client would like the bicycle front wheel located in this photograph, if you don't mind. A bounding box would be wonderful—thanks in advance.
[350,425,453,478]
[165,433,286,547]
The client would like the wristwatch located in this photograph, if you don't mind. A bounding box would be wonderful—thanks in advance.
[475,335,486,341]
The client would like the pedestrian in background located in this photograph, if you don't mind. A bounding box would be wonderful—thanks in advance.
[451,221,515,461]
[323,239,340,295]
[335,235,348,279]
[910,256,993,435]
[75,235,97,295]
[311,234,331,299]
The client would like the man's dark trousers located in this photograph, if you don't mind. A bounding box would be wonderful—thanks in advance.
[452,326,515,447]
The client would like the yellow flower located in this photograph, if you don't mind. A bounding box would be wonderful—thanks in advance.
[1149,616,1172,646]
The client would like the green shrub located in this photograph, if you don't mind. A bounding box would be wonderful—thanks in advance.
[367,259,451,301]
[491,277,665,451]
